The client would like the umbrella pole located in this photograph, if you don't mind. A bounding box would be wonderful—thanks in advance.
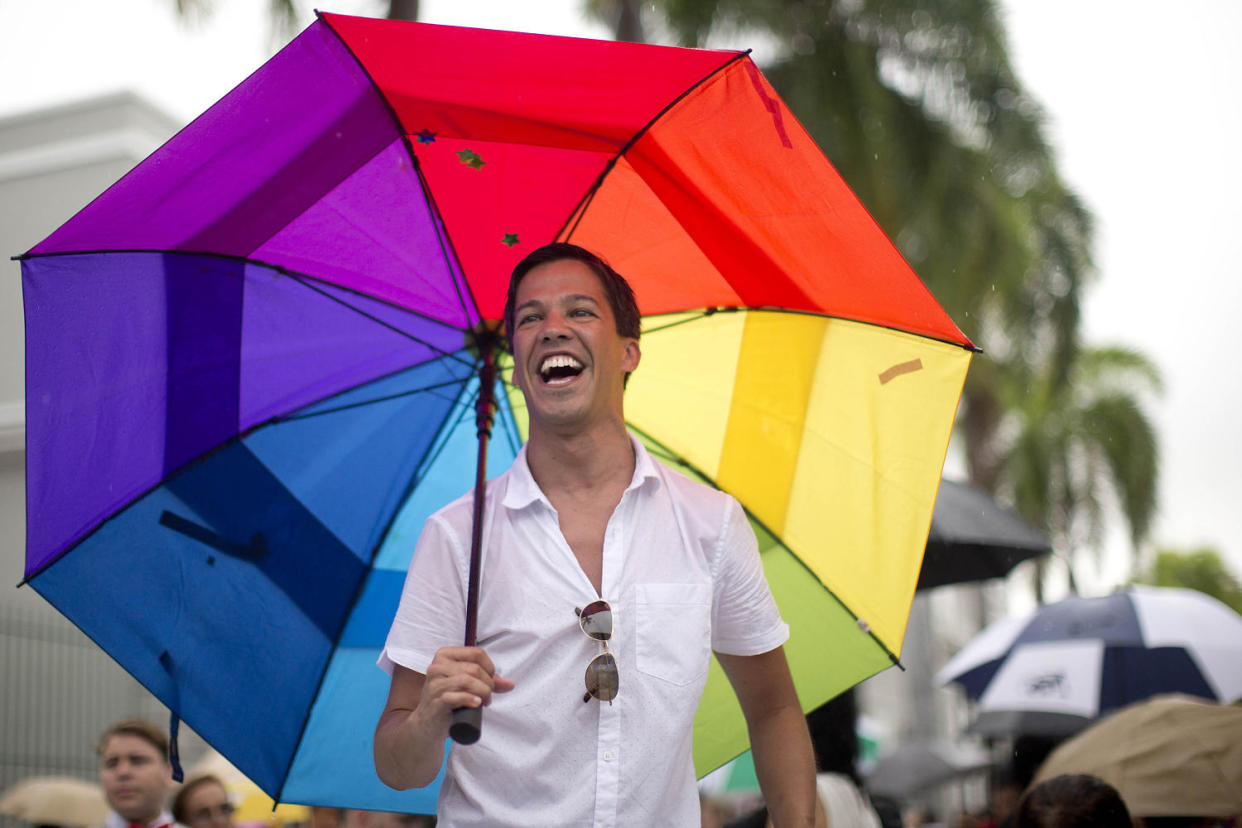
[450,327,500,745]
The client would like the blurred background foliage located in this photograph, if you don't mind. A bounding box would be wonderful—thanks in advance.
[1134,546,1242,614]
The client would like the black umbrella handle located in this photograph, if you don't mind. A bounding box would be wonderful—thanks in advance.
[452,329,499,746]
[450,706,482,744]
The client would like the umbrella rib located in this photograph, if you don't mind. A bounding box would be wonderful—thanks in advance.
[317,11,482,329]
[269,358,486,804]
[285,272,476,369]
[273,375,474,423]
[408,146,481,325]
[640,306,982,352]
[18,354,476,587]
[18,247,480,363]
[559,50,752,243]
[625,423,904,670]
[358,362,487,577]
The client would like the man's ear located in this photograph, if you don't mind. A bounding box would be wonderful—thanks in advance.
[621,339,640,374]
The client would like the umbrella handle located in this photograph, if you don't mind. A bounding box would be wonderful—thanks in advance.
[452,326,500,748]
[450,706,482,744]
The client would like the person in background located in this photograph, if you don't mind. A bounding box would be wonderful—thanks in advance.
[170,775,233,828]
[1013,774,1132,828]
[978,772,1022,828]
[96,719,180,828]
[311,807,346,828]
[344,809,434,828]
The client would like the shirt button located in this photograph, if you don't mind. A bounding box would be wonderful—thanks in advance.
[603,750,615,762]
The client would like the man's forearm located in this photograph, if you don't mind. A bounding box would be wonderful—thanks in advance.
[374,706,446,790]
[748,701,818,827]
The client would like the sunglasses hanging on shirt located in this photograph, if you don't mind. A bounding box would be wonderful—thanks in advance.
[576,600,618,704]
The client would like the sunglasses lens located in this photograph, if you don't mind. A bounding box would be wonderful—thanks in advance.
[578,600,612,641]
[584,652,619,702]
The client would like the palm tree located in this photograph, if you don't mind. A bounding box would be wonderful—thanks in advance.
[999,345,1161,596]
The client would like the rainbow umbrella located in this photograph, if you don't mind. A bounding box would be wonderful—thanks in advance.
[18,13,972,810]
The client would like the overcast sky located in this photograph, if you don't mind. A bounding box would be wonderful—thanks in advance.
[3,0,1238,589]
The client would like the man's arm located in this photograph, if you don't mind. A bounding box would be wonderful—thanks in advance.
[717,646,819,828]
[373,647,515,790]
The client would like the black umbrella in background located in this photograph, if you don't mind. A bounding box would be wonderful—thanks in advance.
[916,480,1050,591]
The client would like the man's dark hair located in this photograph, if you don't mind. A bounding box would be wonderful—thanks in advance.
[96,718,170,760]
[503,242,641,346]
[1015,774,1132,828]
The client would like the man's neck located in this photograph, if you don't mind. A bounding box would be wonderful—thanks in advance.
[525,418,635,499]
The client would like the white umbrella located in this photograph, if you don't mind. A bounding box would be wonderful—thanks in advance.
[936,585,1242,736]
[0,776,109,827]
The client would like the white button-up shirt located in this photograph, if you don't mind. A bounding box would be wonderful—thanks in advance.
[380,436,789,827]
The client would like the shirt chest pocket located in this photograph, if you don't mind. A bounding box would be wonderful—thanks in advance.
[635,583,712,686]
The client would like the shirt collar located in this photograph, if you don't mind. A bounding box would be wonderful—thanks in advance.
[502,433,661,511]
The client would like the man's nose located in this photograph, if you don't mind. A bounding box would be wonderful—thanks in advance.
[539,313,570,339]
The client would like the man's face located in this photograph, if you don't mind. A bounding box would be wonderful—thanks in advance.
[511,259,639,433]
[98,733,171,822]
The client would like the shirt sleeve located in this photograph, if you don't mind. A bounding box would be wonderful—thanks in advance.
[377,511,469,675]
[709,496,790,656]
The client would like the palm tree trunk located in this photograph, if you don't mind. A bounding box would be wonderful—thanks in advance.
[963,384,1003,496]
[612,0,645,42]
[387,0,419,21]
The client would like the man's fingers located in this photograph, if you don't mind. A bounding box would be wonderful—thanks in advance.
[435,646,500,675]
[440,690,487,709]
[423,646,513,711]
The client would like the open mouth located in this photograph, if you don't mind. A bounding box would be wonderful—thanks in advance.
[539,354,584,385]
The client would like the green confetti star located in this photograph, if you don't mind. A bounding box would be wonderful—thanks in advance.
[501,233,520,248]
[457,148,486,169]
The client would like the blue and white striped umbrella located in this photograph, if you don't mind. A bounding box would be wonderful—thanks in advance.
[936,585,1242,737]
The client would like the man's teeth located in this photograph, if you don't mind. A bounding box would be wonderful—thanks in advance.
[540,355,583,373]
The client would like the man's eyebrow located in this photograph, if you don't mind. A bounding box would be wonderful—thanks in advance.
[516,294,601,312]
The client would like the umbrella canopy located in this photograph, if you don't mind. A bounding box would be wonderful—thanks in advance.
[19,13,972,810]
[864,741,991,800]
[0,776,109,827]
[937,586,1242,737]
[1031,694,1242,818]
[916,479,1050,591]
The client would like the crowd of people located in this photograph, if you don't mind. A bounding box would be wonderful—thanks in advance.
[92,718,434,828]
[83,713,1236,828]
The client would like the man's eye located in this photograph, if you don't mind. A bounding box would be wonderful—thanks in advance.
[570,308,594,317]
[519,313,541,325]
